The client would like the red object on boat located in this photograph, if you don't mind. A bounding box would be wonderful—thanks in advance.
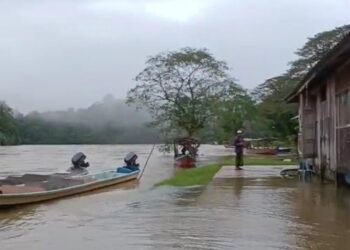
[174,154,196,168]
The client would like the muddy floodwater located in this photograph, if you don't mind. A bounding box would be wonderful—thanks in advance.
[0,145,350,250]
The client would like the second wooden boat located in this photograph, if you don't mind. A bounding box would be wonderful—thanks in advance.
[246,148,277,155]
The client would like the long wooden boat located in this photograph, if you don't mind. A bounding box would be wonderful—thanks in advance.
[246,148,277,155]
[174,154,196,168]
[0,170,139,207]
[277,147,292,154]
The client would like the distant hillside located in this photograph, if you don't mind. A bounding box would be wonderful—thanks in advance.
[16,95,160,144]
[36,95,151,129]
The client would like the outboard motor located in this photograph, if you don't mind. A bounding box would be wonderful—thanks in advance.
[117,152,140,174]
[124,152,139,167]
[71,152,90,169]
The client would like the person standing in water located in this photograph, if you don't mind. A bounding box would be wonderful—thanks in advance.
[233,130,244,170]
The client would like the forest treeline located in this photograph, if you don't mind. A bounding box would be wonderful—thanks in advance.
[1,25,349,145]
[1,95,159,145]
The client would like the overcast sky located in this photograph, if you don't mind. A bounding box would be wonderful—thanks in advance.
[0,0,349,113]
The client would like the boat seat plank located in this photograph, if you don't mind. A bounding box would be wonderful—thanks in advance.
[0,185,45,194]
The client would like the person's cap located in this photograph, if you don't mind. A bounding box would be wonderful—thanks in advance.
[237,130,242,134]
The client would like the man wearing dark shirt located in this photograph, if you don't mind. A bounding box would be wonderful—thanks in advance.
[233,130,244,170]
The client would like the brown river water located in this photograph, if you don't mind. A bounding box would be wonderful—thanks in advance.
[0,145,350,250]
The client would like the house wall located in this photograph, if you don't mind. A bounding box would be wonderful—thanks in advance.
[300,79,336,181]
[300,91,316,158]
[335,63,350,176]
[299,62,350,183]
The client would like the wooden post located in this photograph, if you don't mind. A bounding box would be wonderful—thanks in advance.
[329,77,337,173]
[299,93,304,158]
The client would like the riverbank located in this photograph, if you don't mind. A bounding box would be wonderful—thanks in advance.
[155,164,221,187]
[156,155,297,187]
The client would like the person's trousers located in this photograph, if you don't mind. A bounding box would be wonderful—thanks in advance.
[235,152,243,167]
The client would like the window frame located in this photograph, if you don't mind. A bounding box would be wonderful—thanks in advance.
[336,88,350,128]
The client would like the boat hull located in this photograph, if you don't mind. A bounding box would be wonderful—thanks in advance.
[246,148,277,155]
[0,171,138,206]
[174,155,196,168]
[277,148,292,154]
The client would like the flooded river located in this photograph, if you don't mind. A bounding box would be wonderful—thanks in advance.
[0,145,350,250]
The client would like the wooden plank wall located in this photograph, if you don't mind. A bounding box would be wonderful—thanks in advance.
[336,127,350,173]
[335,63,350,174]
[301,90,317,158]
[328,78,337,172]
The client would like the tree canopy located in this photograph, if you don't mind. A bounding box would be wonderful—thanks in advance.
[205,82,255,143]
[252,24,350,143]
[127,47,233,137]
[2,25,350,146]
[288,24,350,80]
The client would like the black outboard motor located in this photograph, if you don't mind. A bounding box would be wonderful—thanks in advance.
[116,152,140,173]
[71,152,90,169]
[124,152,139,167]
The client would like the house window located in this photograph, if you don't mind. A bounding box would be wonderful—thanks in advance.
[336,89,350,127]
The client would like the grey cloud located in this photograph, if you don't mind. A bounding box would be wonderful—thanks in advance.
[0,0,348,113]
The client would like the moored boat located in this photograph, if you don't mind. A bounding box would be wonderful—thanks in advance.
[173,137,200,168]
[244,138,293,155]
[246,148,277,155]
[246,147,292,155]
[277,146,292,154]
[0,170,139,207]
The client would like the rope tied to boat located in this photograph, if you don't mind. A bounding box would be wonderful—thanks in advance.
[138,143,156,180]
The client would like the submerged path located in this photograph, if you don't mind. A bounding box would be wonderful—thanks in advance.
[213,165,295,179]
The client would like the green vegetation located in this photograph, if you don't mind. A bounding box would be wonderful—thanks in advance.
[250,24,350,143]
[127,47,241,138]
[1,25,349,146]
[202,82,255,143]
[155,164,221,187]
[0,102,19,145]
[16,96,160,144]
[156,155,297,187]
[128,25,350,145]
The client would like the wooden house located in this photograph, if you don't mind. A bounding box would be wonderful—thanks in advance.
[286,33,350,186]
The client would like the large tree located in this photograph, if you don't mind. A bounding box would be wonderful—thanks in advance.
[127,47,232,138]
[253,76,298,141]
[206,82,256,143]
[288,24,350,81]
[252,25,350,143]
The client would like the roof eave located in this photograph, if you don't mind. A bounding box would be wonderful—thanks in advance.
[285,32,350,103]
[285,73,317,103]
